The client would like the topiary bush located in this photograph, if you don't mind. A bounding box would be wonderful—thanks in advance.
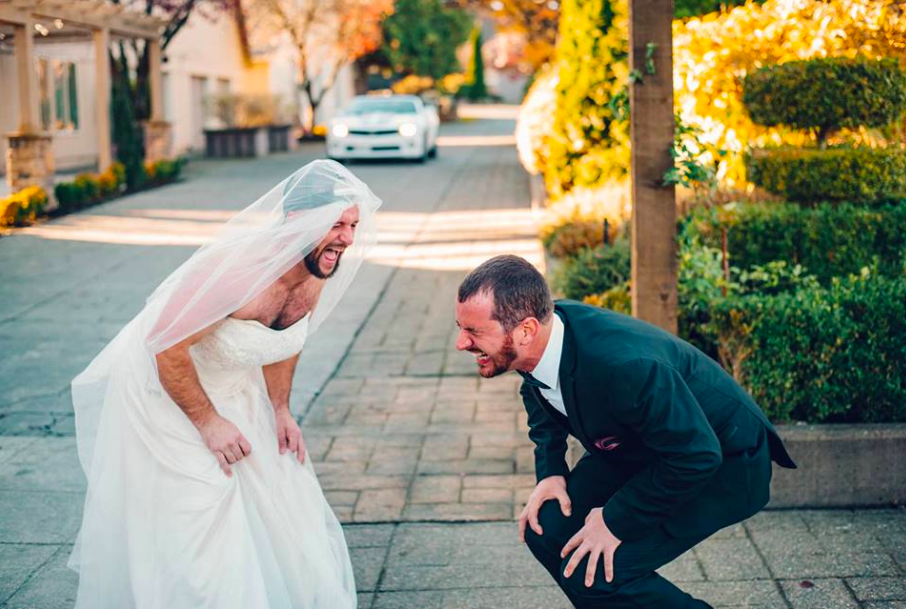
[743,57,906,144]
[711,273,906,423]
[460,28,488,101]
[745,146,906,203]
[742,55,906,203]
[686,201,906,283]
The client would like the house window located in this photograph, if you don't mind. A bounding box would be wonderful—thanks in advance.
[37,58,79,132]
[37,58,51,130]
[52,60,78,131]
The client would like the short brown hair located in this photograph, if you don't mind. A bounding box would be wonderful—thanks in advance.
[458,255,553,331]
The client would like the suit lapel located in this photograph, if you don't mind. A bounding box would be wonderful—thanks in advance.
[557,309,592,449]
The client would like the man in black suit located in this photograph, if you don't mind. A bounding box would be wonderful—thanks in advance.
[454,255,796,608]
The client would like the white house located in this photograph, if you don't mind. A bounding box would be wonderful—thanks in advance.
[0,0,356,196]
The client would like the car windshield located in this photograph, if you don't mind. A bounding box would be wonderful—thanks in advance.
[347,100,418,115]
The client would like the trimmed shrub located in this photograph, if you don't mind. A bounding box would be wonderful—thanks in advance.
[0,186,47,228]
[74,173,100,204]
[745,146,906,203]
[686,201,906,282]
[743,57,906,141]
[460,28,488,101]
[542,219,621,259]
[673,0,906,188]
[54,181,83,212]
[538,181,632,258]
[552,238,630,301]
[711,273,906,423]
[145,158,184,186]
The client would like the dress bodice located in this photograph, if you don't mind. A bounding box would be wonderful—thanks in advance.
[190,315,310,372]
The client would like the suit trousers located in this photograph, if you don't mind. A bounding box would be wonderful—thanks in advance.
[524,454,721,609]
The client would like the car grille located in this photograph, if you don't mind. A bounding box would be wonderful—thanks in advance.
[349,129,398,136]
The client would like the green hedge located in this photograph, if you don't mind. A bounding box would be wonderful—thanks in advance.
[711,274,906,423]
[686,201,906,282]
[552,238,630,300]
[743,57,906,135]
[745,146,906,203]
[55,158,182,213]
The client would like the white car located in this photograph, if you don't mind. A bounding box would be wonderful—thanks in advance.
[326,95,439,162]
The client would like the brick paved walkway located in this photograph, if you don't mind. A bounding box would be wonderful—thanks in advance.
[1,107,904,608]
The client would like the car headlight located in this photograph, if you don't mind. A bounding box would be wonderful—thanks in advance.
[331,124,349,138]
[398,122,418,137]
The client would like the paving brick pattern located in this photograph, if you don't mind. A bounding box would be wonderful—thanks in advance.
[1,109,904,608]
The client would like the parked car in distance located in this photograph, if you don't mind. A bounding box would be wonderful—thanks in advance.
[326,95,439,163]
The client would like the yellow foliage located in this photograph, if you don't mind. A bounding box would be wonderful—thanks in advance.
[0,186,47,228]
[673,0,906,186]
[583,282,631,314]
[392,75,435,95]
[516,63,559,175]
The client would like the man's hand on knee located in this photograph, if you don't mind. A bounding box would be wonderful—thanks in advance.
[519,475,572,542]
[561,507,622,587]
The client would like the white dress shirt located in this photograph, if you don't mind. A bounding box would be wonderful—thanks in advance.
[530,314,567,417]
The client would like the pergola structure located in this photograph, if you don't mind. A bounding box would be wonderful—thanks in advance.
[0,0,168,202]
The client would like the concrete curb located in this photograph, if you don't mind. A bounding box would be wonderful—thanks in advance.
[769,423,906,508]
[565,423,905,509]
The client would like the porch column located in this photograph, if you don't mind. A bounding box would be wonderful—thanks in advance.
[14,20,39,133]
[5,20,56,205]
[143,37,172,162]
[94,27,112,172]
[148,39,164,121]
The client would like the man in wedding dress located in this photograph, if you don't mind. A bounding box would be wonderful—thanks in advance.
[68,160,381,608]
[455,255,796,608]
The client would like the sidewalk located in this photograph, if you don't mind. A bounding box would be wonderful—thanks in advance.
[0,110,904,608]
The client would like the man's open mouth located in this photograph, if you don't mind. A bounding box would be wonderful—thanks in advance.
[322,246,344,264]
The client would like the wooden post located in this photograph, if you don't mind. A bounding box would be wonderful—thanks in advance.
[93,27,112,172]
[629,0,678,333]
[13,21,40,133]
[148,38,164,121]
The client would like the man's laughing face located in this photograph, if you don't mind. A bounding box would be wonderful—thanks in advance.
[304,206,359,279]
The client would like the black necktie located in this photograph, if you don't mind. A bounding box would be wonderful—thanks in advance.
[518,371,550,390]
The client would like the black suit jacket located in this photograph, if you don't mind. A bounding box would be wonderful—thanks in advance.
[522,301,796,541]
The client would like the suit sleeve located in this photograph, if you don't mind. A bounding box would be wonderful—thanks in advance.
[602,358,723,541]
[520,381,570,483]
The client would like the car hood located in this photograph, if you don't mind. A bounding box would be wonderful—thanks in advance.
[333,113,420,128]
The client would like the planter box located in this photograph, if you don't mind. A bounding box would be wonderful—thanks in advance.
[769,423,906,508]
[565,423,905,509]
[204,127,268,158]
[267,125,292,153]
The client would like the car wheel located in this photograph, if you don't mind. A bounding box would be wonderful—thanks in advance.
[428,143,438,159]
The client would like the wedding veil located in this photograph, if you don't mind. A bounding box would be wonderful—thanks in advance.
[70,159,382,475]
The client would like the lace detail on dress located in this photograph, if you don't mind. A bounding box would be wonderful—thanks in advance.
[190,315,310,372]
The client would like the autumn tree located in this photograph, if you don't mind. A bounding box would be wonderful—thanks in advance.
[249,0,392,130]
[382,0,472,80]
[456,0,559,69]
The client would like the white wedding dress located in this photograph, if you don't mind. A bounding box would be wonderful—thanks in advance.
[70,314,356,608]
